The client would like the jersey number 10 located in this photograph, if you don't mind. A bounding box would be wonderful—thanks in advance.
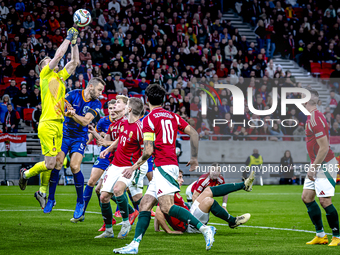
[161,119,174,144]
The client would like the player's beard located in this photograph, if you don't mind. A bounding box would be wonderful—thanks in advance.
[89,89,97,100]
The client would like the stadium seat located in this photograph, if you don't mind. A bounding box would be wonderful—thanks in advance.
[311,62,321,76]
[7,56,15,62]
[213,126,221,140]
[103,108,109,115]
[15,77,25,84]
[108,94,117,100]
[12,63,20,70]
[0,88,5,97]
[100,98,107,108]
[322,63,333,70]
[47,35,53,40]
[8,34,15,41]
[320,69,332,81]
[133,94,143,98]
[23,108,34,121]
[3,77,13,84]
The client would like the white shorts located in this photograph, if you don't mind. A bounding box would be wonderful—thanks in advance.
[101,163,147,197]
[186,181,195,202]
[303,158,338,197]
[145,165,180,199]
[187,200,209,234]
[128,162,147,197]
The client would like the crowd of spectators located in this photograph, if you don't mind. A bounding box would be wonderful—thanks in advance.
[0,0,338,141]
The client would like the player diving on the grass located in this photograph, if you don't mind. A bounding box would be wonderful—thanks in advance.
[18,27,79,209]
[95,97,147,239]
[43,77,105,221]
[113,84,217,254]
[301,89,340,247]
[155,168,254,234]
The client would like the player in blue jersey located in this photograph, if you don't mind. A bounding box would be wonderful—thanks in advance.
[79,99,117,222]
[43,77,105,221]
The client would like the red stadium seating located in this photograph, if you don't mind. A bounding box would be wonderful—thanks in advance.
[108,94,117,100]
[213,126,221,140]
[133,94,143,99]
[100,98,107,108]
[322,63,333,70]
[311,62,321,76]
[8,34,15,41]
[103,108,109,115]
[23,108,34,121]
[320,69,333,80]
[7,56,15,62]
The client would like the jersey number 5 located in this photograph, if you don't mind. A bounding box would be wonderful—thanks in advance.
[161,119,174,144]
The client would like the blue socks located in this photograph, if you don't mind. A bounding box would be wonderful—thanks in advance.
[48,169,59,201]
[83,185,94,213]
[73,171,84,204]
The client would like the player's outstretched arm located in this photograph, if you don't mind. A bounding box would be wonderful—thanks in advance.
[49,28,78,71]
[72,112,95,127]
[154,206,183,234]
[64,43,79,75]
[100,138,118,158]
[183,125,199,171]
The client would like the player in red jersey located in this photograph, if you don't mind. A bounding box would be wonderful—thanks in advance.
[113,84,218,254]
[186,163,228,208]
[301,89,340,246]
[155,169,253,234]
[97,98,147,239]
[154,169,189,234]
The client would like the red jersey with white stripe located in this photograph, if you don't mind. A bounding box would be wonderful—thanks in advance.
[305,109,334,163]
[191,173,225,194]
[112,119,144,167]
[142,107,189,167]
[164,193,189,232]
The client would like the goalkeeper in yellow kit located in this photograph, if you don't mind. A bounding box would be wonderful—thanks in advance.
[18,27,80,209]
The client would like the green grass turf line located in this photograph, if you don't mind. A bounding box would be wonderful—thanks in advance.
[0,185,339,254]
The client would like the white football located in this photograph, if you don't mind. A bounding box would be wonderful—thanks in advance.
[73,9,91,27]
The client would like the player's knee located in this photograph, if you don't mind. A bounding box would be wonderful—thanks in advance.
[100,193,110,203]
[159,203,171,215]
[301,194,312,204]
[202,187,213,197]
[70,163,80,173]
[45,161,56,170]
[319,198,332,208]
[87,178,96,187]
[113,186,124,197]
[202,197,214,207]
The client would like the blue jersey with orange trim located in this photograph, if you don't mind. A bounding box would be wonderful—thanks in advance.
[96,115,114,154]
[64,89,101,139]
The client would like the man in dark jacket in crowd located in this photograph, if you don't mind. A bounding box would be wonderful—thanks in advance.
[3,104,20,133]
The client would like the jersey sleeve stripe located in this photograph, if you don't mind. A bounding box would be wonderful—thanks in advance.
[319,117,326,128]
[175,114,180,125]
[147,116,155,131]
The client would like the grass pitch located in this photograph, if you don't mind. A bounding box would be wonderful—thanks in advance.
[0,185,339,254]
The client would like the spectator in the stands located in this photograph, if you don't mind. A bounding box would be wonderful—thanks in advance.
[293,123,305,141]
[14,85,30,117]
[225,39,237,61]
[3,104,20,133]
[2,58,13,77]
[331,64,340,90]
[114,74,124,94]
[269,122,284,140]
[10,36,21,56]
[25,70,37,91]
[104,74,115,94]
[4,80,19,100]
[326,90,340,113]
[0,94,13,123]
[31,87,41,107]
[330,121,340,136]
[77,74,87,89]
[15,58,30,77]
[32,104,41,133]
